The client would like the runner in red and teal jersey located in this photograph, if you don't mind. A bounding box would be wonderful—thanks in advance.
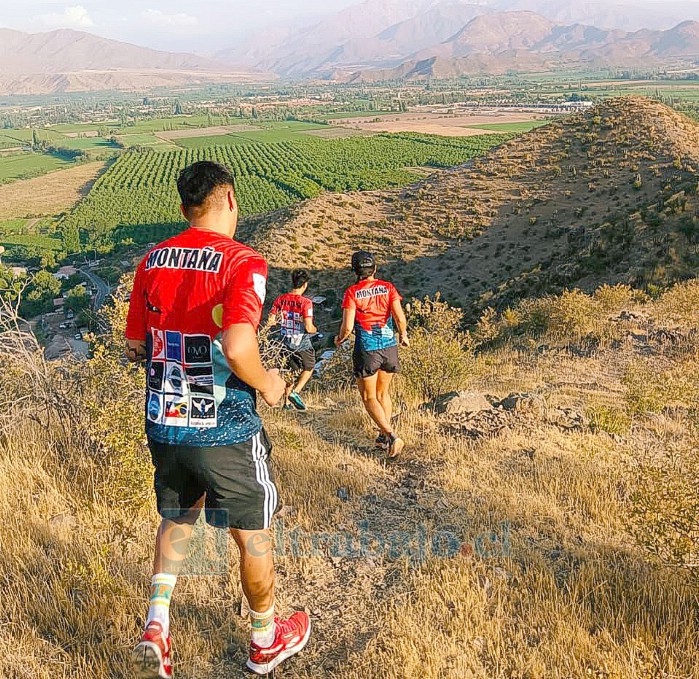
[269,269,317,411]
[336,251,409,459]
[126,161,310,678]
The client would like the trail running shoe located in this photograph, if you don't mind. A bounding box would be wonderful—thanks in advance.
[388,434,405,460]
[132,621,172,679]
[375,433,389,450]
[288,391,307,411]
[247,612,312,675]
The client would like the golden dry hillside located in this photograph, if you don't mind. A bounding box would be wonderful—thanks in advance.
[1,282,699,678]
[245,97,699,319]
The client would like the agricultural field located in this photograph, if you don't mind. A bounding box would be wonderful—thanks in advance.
[331,111,552,136]
[0,151,73,184]
[0,161,106,221]
[60,132,510,251]
[0,218,62,252]
[465,121,551,133]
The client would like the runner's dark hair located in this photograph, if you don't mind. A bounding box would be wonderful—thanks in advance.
[177,161,236,213]
[292,269,310,289]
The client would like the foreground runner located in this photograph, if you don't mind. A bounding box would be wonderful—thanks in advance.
[125,161,310,678]
[269,269,318,411]
[335,251,409,458]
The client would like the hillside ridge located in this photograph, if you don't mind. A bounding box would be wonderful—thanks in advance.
[245,97,699,316]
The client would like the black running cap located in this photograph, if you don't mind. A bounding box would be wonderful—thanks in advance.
[351,250,375,273]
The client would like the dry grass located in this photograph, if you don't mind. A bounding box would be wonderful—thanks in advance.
[1,282,698,678]
[0,161,107,219]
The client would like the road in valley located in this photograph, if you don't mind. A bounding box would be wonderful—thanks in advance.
[79,268,110,309]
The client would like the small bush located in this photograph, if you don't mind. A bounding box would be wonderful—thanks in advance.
[400,295,473,402]
[588,405,631,435]
[629,443,699,584]
[654,279,699,329]
[593,284,647,314]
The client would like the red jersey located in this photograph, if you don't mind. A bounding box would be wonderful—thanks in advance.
[126,227,267,446]
[271,293,314,349]
[342,279,402,351]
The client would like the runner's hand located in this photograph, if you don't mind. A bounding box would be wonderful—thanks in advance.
[261,369,286,407]
[399,333,410,348]
[334,335,345,348]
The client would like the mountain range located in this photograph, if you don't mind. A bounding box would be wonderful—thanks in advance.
[0,28,265,96]
[2,0,699,94]
[220,0,699,77]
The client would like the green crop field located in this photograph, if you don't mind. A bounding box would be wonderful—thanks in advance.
[59,132,511,252]
[0,152,73,184]
[172,122,335,148]
[0,233,63,251]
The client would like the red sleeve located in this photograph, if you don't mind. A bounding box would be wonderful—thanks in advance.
[303,297,314,318]
[271,296,281,316]
[389,283,403,304]
[342,287,356,310]
[125,260,147,341]
[222,254,268,330]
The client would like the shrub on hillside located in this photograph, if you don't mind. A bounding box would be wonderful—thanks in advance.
[653,279,699,328]
[629,431,699,585]
[400,295,473,402]
[474,285,647,348]
[0,281,152,508]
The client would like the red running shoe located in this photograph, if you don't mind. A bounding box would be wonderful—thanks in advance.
[132,621,172,679]
[246,612,312,675]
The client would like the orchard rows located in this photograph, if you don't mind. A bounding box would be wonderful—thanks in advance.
[60,133,510,251]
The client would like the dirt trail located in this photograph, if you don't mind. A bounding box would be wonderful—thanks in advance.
[209,401,438,678]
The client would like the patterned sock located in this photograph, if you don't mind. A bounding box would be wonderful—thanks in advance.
[250,605,276,648]
[146,573,178,636]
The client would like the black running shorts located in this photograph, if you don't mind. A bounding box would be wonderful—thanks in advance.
[285,347,316,372]
[148,429,279,531]
[353,345,400,379]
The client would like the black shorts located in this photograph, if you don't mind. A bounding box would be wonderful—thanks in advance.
[353,345,400,379]
[283,346,316,372]
[148,429,279,531]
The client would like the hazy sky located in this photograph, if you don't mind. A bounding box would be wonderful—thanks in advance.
[0,0,694,53]
[0,0,359,51]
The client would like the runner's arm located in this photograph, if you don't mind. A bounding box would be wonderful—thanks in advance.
[124,261,147,362]
[335,308,355,346]
[222,324,285,406]
[304,317,318,334]
[391,299,410,348]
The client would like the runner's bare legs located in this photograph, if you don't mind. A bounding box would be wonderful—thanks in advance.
[357,373,393,435]
[153,495,206,575]
[231,529,275,612]
[376,371,394,428]
[294,369,313,395]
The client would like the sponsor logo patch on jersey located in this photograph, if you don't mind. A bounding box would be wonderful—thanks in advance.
[184,335,212,364]
[147,393,164,424]
[148,361,165,391]
[186,366,215,395]
[164,397,189,426]
[152,329,166,360]
[166,331,182,362]
[190,397,217,428]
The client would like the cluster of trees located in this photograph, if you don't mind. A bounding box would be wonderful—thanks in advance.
[59,132,509,252]
[0,262,92,321]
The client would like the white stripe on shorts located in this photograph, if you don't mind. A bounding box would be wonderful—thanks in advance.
[252,432,277,529]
